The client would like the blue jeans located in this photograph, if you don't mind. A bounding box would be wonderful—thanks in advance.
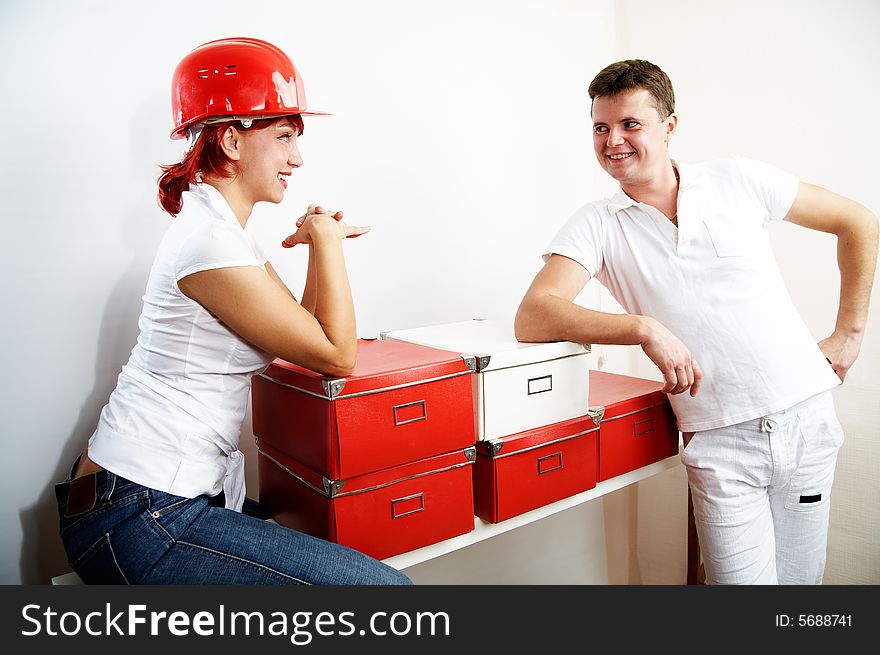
[54,462,412,585]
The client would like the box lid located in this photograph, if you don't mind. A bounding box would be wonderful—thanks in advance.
[262,339,474,400]
[477,414,599,458]
[588,370,668,421]
[381,319,590,372]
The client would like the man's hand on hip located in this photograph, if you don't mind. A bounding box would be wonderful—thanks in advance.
[818,329,864,382]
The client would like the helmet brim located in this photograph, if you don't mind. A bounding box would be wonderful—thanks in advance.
[170,110,332,140]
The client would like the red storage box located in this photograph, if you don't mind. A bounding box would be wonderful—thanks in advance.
[473,415,599,523]
[258,440,476,560]
[590,370,679,482]
[252,339,477,479]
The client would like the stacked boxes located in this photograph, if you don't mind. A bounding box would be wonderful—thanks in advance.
[252,338,478,560]
[253,319,682,558]
[383,320,681,524]
[381,319,596,523]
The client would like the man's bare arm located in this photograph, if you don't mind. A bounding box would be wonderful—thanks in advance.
[515,254,702,396]
[784,182,879,380]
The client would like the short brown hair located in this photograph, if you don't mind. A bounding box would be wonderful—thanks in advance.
[588,59,675,118]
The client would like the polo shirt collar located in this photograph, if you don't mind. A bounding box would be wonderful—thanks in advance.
[674,159,701,192]
[190,182,245,229]
[607,189,638,214]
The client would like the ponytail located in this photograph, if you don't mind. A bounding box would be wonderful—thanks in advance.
[157,123,230,216]
[157,158,193,217]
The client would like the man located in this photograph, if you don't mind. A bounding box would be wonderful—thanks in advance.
[514,59,877,584]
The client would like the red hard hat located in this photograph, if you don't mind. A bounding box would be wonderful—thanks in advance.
[170,37,329,140]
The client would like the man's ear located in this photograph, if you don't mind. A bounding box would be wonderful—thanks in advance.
[664,113,678,144]
[219,125,242,161]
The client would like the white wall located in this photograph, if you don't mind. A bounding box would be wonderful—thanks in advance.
[0,0,616,584]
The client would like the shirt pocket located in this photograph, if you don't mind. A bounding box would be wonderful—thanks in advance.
[702,218,747,257]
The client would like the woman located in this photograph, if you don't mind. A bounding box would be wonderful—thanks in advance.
[54,37,411,585]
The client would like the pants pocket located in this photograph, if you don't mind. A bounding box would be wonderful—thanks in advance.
[784,398,843,512]
[149,496,191,518]
[783,461,836,513]
[681,431,696,450]
[70,533,129,584]
[783,487,831,512]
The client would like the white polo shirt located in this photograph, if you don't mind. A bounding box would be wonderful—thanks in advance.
[88,183,274,510]
[545,156,840,432]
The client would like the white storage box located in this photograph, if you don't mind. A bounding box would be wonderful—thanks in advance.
[381,319,591,440]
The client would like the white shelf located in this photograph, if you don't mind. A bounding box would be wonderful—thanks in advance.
[51,455,681,583]
[383,452,682,570]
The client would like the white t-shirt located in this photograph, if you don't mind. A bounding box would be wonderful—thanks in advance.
[88,183,274,510]
[544,157,840,431]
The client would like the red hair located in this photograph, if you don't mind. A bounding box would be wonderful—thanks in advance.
[157,115,305,216]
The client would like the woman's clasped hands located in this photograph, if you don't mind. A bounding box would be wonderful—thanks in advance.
[282,204,370,248]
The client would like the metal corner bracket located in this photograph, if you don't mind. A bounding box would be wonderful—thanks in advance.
[322,478,346,497]
[322,378,347,399]
[461,354,477,371]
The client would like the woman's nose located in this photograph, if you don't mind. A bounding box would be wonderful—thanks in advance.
[289,141,303,168]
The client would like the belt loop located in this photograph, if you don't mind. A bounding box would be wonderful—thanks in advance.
[106,471,117,502]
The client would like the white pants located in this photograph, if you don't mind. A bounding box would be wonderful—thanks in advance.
[681,390,843,585]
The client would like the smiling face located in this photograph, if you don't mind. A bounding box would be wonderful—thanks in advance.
[591,88,676,191]
[234,117,303,206]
